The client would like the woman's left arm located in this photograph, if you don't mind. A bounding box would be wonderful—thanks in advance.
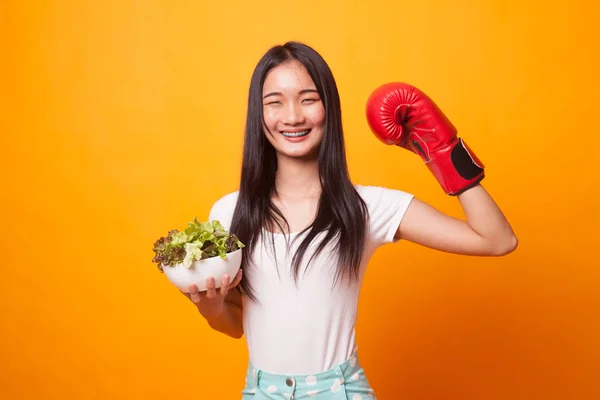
[366,82,518,256]
[396,184,518,256]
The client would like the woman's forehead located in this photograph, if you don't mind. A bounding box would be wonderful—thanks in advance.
[263,61,316,94]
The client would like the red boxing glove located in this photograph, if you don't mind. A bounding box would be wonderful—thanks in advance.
[366,82,484,195]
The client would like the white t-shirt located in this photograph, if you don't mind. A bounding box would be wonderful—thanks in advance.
[208,184,414,375]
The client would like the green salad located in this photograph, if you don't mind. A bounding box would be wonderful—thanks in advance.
[152,218,245,271]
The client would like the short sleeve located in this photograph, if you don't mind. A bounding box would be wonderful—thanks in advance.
[356,185,415,247]
[208,191,239,230]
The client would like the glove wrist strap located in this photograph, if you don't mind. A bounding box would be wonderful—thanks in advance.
[428,138,485,195]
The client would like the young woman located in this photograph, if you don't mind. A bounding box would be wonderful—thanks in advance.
[182,41,517,399]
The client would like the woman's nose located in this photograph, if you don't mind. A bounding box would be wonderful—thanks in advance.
[282,103,305,125]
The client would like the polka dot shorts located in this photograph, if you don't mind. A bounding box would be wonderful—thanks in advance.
[241,352,376,399]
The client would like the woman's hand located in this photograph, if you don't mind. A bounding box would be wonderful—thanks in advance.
[181,269,243,319]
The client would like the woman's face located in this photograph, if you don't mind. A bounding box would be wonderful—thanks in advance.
[262,60,325,159]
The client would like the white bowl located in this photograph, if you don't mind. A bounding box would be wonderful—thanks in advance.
[162,249,242,293]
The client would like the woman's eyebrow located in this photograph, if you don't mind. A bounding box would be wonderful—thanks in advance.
[262,92,281,99]
[262,89,319,99]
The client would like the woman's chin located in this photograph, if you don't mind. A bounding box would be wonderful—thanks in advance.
[277,147,319,160]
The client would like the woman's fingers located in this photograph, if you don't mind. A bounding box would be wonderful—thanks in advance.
[220,274,231,297]
[182,274,238,304]
[188,284,201,304]
[205,277,217,300]
[231,270,243,288]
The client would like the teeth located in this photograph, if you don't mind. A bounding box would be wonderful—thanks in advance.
[281,130,310,137]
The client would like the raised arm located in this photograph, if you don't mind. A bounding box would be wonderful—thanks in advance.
[366,82,517,256]
[396,185,517,256]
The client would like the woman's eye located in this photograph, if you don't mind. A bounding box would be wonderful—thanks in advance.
[302,98,318,104]
[265,101,281,106]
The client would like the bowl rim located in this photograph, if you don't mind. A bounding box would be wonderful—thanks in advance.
[161,248,243,269]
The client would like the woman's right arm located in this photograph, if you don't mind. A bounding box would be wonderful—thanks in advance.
[183,270,244,339]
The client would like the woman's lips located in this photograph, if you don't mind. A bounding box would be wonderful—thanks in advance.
[280,129,311,142]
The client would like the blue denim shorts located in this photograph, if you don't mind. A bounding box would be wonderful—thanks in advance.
[241,352,376,399]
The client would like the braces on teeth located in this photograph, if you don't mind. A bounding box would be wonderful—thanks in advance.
[281,130,310,137]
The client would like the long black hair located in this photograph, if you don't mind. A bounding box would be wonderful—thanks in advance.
[230,41,369,301]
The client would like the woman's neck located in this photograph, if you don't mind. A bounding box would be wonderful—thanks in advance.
[274,156,321,199]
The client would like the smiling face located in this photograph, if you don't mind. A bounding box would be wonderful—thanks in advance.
[262,60,325,160]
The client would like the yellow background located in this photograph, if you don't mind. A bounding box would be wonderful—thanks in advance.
[2,0,599,399]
